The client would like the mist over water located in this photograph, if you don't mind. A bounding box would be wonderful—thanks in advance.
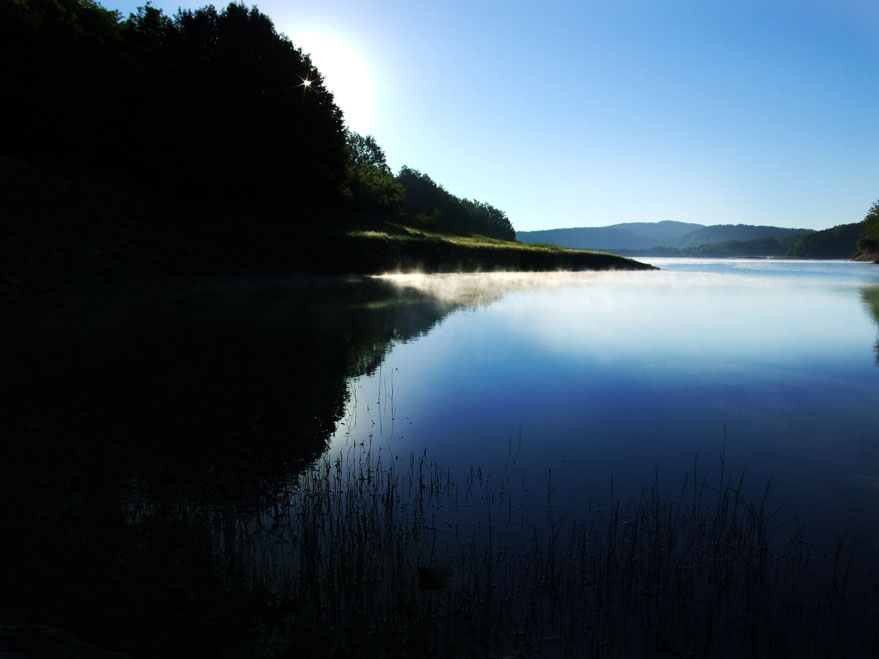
[341,260,879,550]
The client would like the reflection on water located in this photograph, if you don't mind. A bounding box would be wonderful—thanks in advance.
[862,285,879,364]
[343,260,879,551]
[0,274,476,654]
[0,275,478,503]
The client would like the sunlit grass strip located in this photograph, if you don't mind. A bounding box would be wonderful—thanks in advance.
[216,442,879,658]
[347,225,614,255]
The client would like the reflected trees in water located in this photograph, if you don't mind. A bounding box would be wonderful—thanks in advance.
[861,285,879,364]
[0,275,474,655]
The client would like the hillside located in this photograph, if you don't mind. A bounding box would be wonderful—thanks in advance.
[518,221,812,254]
[787,222,864,259]
[673,224,812,249]
[517,221,702,251]
[0,157,652,300]
[0,0,657,300]
[856,201,879,262]
[614,236,796,258]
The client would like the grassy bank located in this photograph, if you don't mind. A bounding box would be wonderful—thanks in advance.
[339,225,653,274]
[0,157,651,300]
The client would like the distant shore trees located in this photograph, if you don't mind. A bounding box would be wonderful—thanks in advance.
[858,200,879,257]
[787,222,864,259]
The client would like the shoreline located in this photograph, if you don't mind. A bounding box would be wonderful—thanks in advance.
[1,157,653,301]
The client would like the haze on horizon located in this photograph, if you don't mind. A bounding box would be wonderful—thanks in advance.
[111,0,879,232]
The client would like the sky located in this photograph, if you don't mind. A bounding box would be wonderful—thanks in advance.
[111,0,879,231]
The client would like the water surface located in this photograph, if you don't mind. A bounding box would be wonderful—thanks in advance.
[334,260,879,550]
[4,259,879,653]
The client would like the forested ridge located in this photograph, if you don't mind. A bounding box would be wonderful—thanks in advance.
[517,206,879,260]
[858,201,879,261]
[789,202,879,261]
[1,0,515,240]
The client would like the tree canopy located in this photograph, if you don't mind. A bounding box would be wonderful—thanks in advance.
[2,0,517,238]
[396,166,515,240]
[787,222,864,259]
[344,131,404,213]
[858,200,879,256]
[2,0,347,213]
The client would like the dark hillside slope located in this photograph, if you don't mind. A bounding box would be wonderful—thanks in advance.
[787,222,863,259]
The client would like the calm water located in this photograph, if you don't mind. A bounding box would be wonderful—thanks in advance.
[4,259,878,652]
[4,259,878,550]
[330,259,879,550]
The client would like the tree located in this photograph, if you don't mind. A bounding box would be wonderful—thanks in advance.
[396,166,515,240]
[1,0,127,163]
[2,1,350,220]
[345,132,404,213]
[144,2,348,210]
[858,200,879,256]
[863,200,879,239]
[347,132,390,172]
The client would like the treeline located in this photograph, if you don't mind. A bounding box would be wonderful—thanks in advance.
[786,201,879,260]
[0,0,514,240]
[858,201,879,258]
[345,132,514,239]
[787,222,864,259]
[637,201,879,260]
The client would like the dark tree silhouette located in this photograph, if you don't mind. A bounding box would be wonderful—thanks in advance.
[1,0,517,238]
[345,131,403,213]
[1,1,349,220]
[347,132,390,172]
[397,166,515,240]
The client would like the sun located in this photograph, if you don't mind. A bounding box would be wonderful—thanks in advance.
[289,30,376,135]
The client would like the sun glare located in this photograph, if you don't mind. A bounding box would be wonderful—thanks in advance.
[289,30,376,134]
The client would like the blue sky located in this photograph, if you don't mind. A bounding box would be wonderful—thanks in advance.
[112,0,878,231]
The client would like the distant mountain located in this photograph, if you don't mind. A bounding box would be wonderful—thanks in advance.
[516,221,703,251]
[673,224,813,249]
[517,221,813,254]
[616,236,796,258]
[608,220,706,244]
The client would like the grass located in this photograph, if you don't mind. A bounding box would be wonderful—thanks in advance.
[218,436,879,658]
[349,224,612,255]
[339,224,654,275]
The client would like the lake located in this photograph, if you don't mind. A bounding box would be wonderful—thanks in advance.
[330,259,879,551]
[3,257,879,655]
[4,259,878,547]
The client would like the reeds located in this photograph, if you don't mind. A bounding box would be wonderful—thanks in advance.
[210,434,879,658]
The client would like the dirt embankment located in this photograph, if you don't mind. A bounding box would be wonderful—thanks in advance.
[853,250,879,264]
